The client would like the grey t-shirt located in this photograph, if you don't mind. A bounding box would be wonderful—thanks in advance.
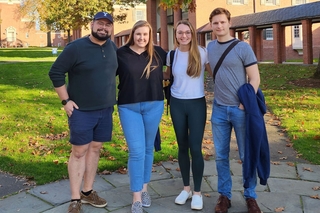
[207,39,257,106]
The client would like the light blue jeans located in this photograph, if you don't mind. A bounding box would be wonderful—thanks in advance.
[211,100,257,199]
[118,101,164,192]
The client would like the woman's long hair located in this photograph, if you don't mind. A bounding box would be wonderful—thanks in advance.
[174,20,201,78]
[125,20,159,79]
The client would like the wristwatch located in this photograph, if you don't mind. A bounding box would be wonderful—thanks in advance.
[61,99,70,105]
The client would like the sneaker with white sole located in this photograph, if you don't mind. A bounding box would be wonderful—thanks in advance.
[191,194,203,210]
[80,191,107,208]
[175,190,192,205]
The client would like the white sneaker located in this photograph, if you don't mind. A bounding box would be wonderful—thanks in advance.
[175,190,192,205]
[191,194,203,210]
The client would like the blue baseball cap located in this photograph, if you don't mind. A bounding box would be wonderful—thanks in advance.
[93,12,113,23]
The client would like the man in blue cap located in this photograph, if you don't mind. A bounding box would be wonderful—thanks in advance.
[49,11,117,213]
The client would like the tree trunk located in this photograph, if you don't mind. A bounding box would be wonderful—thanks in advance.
[67,29,71,43]
[314,53,320,79]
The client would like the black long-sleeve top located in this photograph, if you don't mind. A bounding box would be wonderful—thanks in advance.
[49,37,118,111]
[116,45,167,105]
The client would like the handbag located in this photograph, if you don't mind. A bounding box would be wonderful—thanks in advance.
[213,40,240,82]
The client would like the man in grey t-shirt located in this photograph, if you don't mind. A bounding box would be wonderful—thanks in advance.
[207,7,261,213]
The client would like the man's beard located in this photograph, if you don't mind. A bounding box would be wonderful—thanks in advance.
[91,30,110,41]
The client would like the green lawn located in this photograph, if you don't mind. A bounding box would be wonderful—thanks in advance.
[0,48,319,185]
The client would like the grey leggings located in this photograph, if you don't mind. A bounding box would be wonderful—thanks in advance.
[170,96,206,192]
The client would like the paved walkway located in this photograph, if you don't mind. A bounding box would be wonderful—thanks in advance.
[1,160,320,213]
[1,76,320,213]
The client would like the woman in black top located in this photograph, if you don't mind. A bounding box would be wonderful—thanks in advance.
[116,20,167,213]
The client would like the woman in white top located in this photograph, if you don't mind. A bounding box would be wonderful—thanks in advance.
[164,20,212,210]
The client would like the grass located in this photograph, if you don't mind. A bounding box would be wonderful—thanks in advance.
[0,48,320,185]
[0,48,177,185]
[259,64,320,164]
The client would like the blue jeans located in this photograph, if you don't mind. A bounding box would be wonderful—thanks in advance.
[118,101,164,192]
[211,100,257,199]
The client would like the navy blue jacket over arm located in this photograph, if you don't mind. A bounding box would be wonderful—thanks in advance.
[238,83,270,188]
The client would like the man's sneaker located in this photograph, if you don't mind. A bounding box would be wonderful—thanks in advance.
[68,201,82,213]
[191,194,203,210]
[131,201,143,213]
[80,191,107,208]
[215,195,231,213]
[246,198,261,213]
[141,191,151,207]
[175,190,192,205]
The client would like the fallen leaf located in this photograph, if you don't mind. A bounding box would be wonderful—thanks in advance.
[275,206,285,212]
[204,193,211,197]
[53,160,59,164]
[279,157,287,160]
[286,162,295,167]
[303,167,313,172]
[116,167,127,174]
[312,186,320,191]
[277,151,283,154]
[310,194,320,199]
[100,170,112,175]
[271,161,281,165]
[40,191,48,194]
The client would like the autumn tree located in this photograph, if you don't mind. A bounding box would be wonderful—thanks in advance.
[18,0,195,45]
[19,0,146,43]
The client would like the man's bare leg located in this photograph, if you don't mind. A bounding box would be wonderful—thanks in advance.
[68,144,89,199]
[82,141,103,191]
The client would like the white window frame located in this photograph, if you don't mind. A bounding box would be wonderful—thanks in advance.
[265,28,273,40]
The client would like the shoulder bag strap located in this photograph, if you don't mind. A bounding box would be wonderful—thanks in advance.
[169,50,175,82]
[213,40,240,82]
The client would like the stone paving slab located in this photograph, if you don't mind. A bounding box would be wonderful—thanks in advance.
[302,195,320,213]
[0,192,52,213]
[297,163,320,182]
[268,177,319,195]
[29,175,114,206]
[257,192,302,213]
[269,162,298,179]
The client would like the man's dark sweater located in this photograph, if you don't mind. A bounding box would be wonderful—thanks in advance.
[238,83,270,188]
[49,37,118,111]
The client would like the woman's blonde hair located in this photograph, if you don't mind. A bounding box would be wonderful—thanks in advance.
[126,20,159,78]
[174,20,201,78]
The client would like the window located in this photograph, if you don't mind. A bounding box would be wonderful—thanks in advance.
[265,0,276,5]
[206,33,212,41]
[232,0,244,4]
[265,28,273,40]
[25,32,29,38]
[294,25,300,38]
[135,10,144,21]
[261,0,280,6]
[227,0,247,5]
[294,0,307,5]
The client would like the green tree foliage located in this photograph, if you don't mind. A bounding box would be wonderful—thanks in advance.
[159,0,196,12]
[18,0,147,32]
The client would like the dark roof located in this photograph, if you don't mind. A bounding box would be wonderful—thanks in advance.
[114,29,131,37]
[197,22,211,33]
[231,1,320,29]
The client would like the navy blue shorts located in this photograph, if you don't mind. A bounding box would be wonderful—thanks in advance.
[68,107,114,145]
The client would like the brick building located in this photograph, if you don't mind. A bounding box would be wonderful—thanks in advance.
[1,0,319,63]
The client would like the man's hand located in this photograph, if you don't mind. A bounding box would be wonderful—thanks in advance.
[63,100,79,117]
